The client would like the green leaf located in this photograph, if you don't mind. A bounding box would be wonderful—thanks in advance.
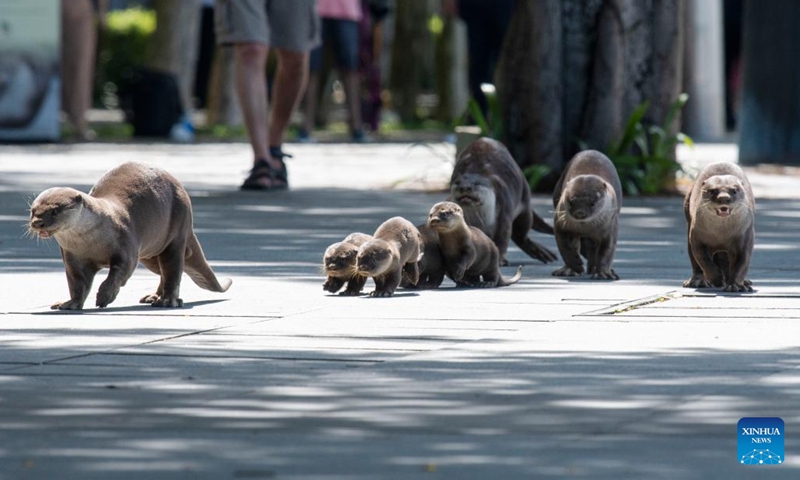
[611,101,649,155]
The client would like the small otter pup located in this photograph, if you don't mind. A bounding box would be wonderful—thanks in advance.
[449,137,557,265]
[322,232,372,295]
[552,150,622,280]
[28,162,232,309]
[400,223,445,290]
[355,217,423,297]
[427,201,522,287]
[683,162,755,292]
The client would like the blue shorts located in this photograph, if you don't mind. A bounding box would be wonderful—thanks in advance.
[309,18,360,71]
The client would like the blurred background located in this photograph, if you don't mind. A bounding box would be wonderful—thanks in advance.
[0,0,797,194]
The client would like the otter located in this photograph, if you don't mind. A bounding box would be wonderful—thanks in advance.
[322,232,372,295]
[552,150,622,280]
[449,137,557,265]
[427,201,522,287]
[355,217,423,297]
[683,162,755,292]
[28,162,232,309]
[401,222,445,290]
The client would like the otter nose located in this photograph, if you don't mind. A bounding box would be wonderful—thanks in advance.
[717,193,732,204]
[31,219,44,228]
[572,210,587,220]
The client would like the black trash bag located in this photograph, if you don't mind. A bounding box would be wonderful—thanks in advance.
[124,67,183,137]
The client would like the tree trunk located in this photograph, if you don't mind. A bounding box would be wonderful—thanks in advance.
[738,0,800,165]
[389,0,431,122]
[497,0,685,181]
[206,47,242,126]
[143,0,202,114]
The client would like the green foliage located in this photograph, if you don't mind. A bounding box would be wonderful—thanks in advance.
[94,8,156,108]
[522,164,552,192]
[460,83,504,140]
[604,93,693,195]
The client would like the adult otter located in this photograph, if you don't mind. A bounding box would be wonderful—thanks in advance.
[401,223,445,290]
[355,217,423,297]
[28,162,232,309]
[449,137,557,265]
[552,150,622,280]
[322,232,372,295]
[427,201,522,287]
[683,162,755,292]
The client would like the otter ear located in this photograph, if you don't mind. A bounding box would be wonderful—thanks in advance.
[73,194,83,204]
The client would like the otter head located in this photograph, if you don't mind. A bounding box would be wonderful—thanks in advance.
[356,239,396,277]
[702,175,745,218]
[322,241,360,276]
[562,175,610,221]
[427,201,465,233]
[28,187,85,239]
[450,173,494,207]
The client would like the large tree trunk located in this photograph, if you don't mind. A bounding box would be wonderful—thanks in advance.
[497,0,685,184]
[738,0,800,165]
[143,0,202,114]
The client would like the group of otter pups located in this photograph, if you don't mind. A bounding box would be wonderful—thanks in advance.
[28,138,755,308]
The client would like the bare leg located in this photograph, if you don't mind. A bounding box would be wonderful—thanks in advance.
[269,50,309,148]
[61,0,97,139]
[233,43,271,163]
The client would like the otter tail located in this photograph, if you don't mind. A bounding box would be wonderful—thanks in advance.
[184,233,232,293]
[515,236,558,264]
[498,266,523,287]
[531,209,555,235]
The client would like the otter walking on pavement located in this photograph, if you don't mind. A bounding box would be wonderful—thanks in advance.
[28,162,232,309]
[683,162,755,292]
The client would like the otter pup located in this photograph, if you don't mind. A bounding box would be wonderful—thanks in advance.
[427,201,522,287]
[683,162,755,292]
[322,232,372,295]
[552,150,622,280]
[355,217,423,297]
[409,223,446,289]
[449,137,557,265]
[28,162,232,309]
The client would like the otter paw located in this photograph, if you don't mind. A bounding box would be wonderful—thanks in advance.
[323,277,345,293]
[683,275,712,288]
[723,282,754,293]
[369,290,393,298]
[339,289,363,296]
[590,268,619,281]
[532,246,558,264]
[552,266,582,277]
[51,299,84,310]
[140,293,160,304]
[151,296,184,308]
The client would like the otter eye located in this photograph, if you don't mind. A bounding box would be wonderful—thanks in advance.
[708,189,719,196]
[730,188,738,195]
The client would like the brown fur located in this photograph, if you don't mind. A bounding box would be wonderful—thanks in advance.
[322,232,372,295]
[28,162,231,309]
[448,137,556,265]
[356,217,423,297]
[552,150,622,280]
[683,162,755,292]
[427,201,522,287]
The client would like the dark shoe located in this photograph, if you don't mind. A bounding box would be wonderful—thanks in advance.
[240,158,288,191]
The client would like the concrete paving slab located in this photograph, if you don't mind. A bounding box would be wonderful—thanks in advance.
[2,142,800,479]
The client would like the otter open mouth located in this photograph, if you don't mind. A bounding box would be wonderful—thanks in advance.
[716,206,731,217]
[456,194,481,206]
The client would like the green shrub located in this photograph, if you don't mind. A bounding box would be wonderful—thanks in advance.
[94,8,156,108]
[593,93,693,196]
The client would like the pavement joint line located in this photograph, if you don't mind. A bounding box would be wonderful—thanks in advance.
[90,352,384,364]
[577,290,683,316]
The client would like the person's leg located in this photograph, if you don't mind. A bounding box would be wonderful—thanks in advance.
[458,0,491,116]
[269,49,309,149]
[61,0,97,139]
[330,19,364,140]
[233,43,271,164]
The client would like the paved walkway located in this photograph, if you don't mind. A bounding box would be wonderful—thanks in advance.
[1,142,799,479]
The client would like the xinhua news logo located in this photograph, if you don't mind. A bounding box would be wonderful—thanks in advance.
[738,417,784,465]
